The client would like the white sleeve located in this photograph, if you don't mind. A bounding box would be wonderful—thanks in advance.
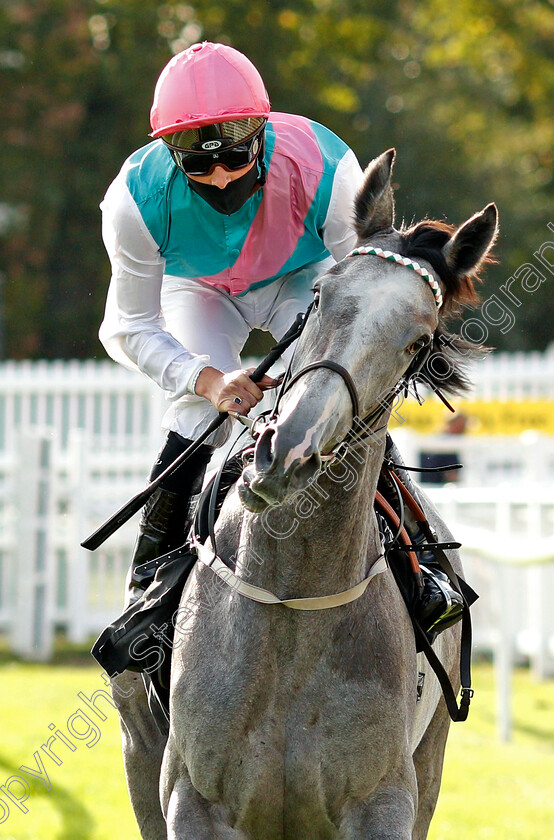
[98,170,210,399]
[322,148,364,260]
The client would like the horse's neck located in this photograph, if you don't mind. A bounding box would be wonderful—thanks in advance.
[236,447,384,599]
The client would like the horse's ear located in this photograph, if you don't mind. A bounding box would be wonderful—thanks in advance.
[353,148,396,241]
[442,203,499,276]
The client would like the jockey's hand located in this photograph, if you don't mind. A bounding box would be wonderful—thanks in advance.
[194,366,280,416]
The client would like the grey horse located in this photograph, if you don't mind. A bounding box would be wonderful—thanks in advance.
[111,148,498,840]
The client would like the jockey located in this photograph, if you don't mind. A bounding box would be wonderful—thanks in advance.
[99,41,364,599]
[99,41,462,639]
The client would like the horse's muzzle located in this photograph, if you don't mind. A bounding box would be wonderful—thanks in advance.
[237,423,322,510]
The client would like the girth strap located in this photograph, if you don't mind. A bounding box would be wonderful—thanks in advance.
[193,537,388,611]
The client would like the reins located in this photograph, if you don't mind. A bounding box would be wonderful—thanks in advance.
[83,247,443,551]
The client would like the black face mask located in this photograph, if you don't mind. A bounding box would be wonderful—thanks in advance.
[186,163,260,215]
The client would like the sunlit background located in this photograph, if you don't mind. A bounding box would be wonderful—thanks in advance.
[0,1,552,838]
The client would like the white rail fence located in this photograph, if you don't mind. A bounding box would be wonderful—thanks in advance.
[1,348,554,454]
[0,359,166,454]
[0,359,553,691]
[468,347,554,400]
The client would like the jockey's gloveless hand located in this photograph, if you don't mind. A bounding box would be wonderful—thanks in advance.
[194,366,280,416]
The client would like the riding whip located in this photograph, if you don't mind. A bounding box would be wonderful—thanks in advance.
[81,311,309,551]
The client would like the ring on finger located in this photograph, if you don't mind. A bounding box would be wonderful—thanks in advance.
[233,396,242,405]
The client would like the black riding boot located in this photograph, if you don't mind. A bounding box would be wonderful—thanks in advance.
[126,432,213,602]
[410,536,465,642]
[415,563,464,641]
[385,435,464,641]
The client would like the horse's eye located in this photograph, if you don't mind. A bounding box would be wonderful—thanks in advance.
[407,336,431,355]
[313,290,321,309]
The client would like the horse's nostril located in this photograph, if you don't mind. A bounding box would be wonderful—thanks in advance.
[254,425,276,473]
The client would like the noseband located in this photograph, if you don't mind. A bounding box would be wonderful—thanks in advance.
[278,359,360,421]
[271,348,429,464]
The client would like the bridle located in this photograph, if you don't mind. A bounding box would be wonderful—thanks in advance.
[347,246,443,308]
[269,352,430,465]
[263,247,441,464]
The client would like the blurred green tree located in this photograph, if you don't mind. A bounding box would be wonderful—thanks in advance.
[0,0,551,358]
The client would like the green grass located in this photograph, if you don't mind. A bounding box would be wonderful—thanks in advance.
[0,659,137,840]
[429,661,554,840]
[0,659,552,839]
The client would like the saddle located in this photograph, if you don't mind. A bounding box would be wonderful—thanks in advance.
[91,449,477,734]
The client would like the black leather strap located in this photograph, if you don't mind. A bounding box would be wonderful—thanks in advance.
[412,608,474,722]
[277,359,360,421]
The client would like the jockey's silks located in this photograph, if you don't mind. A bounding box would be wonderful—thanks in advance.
[114,113,357,296]
[99,111,362,417]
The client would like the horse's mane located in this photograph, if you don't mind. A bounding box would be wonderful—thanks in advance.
[398,219,494,395]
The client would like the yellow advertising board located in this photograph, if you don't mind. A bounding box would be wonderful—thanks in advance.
[389,397,554,436]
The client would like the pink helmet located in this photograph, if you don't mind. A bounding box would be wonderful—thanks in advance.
[150,41,270,137]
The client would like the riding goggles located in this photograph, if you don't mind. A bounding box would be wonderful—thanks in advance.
[162,117,266,176]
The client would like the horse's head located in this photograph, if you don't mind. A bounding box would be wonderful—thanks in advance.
[239,149,498,511]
